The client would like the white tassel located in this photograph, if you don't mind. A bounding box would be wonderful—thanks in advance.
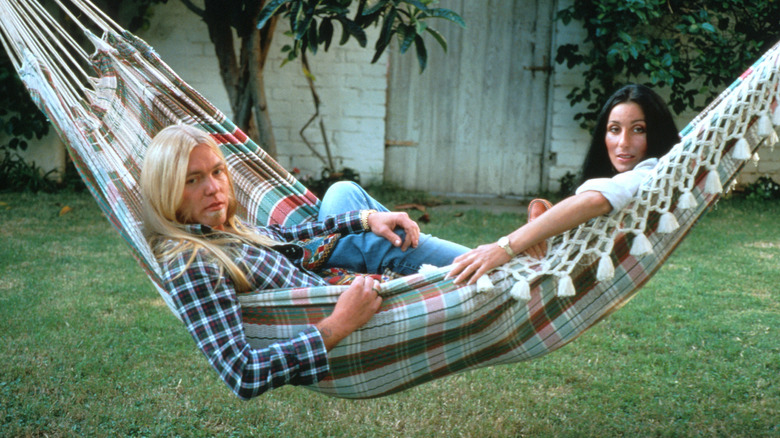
[751,152,761,166]
[731,137,751,160]
[475,275,494,293]
[769,131,779,150]
[757,114,772,137]
[677,191,697,210]
[509,278,531,300]
[773,105,780,127]
[557,275,576,297]
[630,233,653,256]
[596,254,615,282]
[704,170,722,194]
[657,211,679,233]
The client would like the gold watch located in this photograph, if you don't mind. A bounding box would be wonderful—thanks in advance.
[497,236,516,257]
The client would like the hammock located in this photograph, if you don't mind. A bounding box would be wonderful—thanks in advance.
[2,0,778,399]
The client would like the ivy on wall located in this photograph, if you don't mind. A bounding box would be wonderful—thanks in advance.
[555,0,780,129]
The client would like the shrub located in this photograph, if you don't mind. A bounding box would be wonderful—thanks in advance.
[556,0,780,129]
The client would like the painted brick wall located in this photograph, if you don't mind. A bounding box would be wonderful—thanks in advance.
[138,1,780,192]
[737,147,780,188]
[544,2,589,191]
[139,1,388,185]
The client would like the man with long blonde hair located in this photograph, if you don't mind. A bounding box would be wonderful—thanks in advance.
[141,124,467,398]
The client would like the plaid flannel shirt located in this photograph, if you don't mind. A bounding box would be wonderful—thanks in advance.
[162,210,366,399]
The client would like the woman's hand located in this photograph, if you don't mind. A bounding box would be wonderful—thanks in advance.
[316,276,383,351]
[367,211,420,251]
[448,193,612,285]
[448,243,512,285]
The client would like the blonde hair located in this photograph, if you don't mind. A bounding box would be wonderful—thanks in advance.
[141,124,279,291]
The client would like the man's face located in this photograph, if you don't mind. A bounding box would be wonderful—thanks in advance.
[177,144,230,230]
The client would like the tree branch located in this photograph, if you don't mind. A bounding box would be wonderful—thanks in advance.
[298,51,334,169]
[202,0,241,115]
[178,0,204,17]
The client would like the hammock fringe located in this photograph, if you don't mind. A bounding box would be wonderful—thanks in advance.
[509,277,531,300]
[657,211,680,234]
[596,254,615,282]
[732,137,751,160]
[704,170,723,195]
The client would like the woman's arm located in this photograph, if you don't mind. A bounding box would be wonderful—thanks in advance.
[448,190,612,285]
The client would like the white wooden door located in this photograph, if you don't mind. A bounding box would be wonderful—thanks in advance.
[385,0,554,196]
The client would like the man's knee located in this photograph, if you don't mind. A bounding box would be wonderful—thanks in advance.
[319,181,369,219]
[325,181,362,199]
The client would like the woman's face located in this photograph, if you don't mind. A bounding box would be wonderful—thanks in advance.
[605,102,648,173]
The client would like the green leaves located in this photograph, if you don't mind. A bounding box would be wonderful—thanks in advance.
[257,0,291,30]
[1,52,50,153]
[258,0,464,73]
[555,0,780,129]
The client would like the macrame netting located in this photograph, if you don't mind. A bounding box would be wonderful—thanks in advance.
[2,0,778,399]
[499,68,780,300]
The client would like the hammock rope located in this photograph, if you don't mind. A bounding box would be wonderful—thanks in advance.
[2,0,778,399]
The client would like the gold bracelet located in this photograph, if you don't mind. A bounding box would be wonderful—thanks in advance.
[360,209,377,231]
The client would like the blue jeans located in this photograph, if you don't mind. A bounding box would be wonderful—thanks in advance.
[318,181,469,275]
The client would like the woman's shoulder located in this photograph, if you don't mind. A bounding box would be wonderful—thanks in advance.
[634,158,659,170]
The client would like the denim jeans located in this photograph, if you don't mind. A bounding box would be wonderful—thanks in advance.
[318,181,469,275]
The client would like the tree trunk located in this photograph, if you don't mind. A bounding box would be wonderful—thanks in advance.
[254,9,278,158]
[200,0,278,158]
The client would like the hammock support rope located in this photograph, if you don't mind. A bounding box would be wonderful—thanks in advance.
[2,0,778,399]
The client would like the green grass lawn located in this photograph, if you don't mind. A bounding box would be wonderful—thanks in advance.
[1,190,777,437]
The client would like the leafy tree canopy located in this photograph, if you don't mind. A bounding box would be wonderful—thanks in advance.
[556,0,780,129]
[258,0,465,72]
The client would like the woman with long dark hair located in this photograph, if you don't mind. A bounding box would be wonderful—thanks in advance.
[449,84,680,284]
[581,84,680,181]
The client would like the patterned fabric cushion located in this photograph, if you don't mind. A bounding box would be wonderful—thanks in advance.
[298,233,341,271]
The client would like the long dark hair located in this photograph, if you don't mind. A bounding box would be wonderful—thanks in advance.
[580,84,679,182]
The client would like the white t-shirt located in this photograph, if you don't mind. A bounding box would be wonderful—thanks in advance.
[575,158,658,211]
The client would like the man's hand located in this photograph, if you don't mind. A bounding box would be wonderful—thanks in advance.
[366,211,420,251]
[316,276,382,351]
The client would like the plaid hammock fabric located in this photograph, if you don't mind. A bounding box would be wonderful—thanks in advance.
[2,0,778,399]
